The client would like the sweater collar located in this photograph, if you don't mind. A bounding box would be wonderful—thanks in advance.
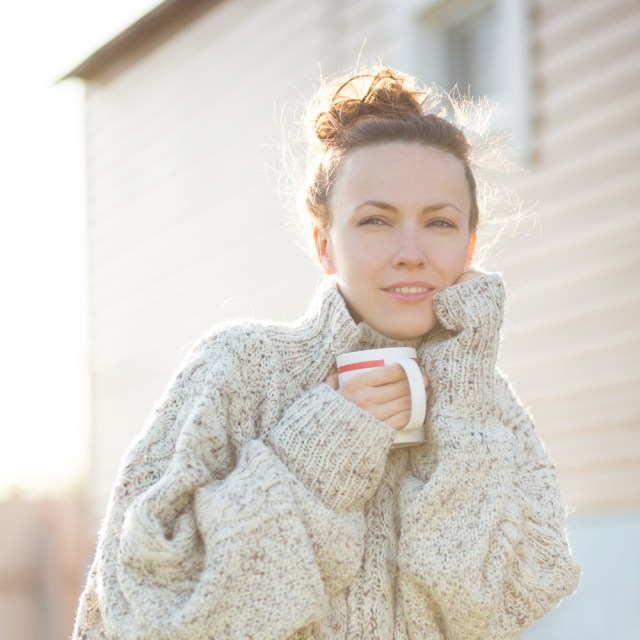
[269,278,422,389]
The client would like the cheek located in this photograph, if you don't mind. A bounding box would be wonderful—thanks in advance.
[330,235,381,276]
[429,241,469,281]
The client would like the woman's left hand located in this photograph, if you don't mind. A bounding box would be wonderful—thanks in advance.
[418,271,505,422]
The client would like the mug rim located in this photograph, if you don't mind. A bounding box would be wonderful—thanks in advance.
[336,346,417,364]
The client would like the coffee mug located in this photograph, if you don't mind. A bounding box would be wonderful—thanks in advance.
[336,347,426,447]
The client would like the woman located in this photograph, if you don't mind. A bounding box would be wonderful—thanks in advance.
[73,68,580,640]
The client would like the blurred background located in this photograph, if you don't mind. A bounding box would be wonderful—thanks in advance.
[1,0,638,638]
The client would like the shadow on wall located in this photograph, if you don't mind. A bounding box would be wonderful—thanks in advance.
[0,498,91,640]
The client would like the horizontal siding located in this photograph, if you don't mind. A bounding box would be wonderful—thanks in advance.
[512,347,639,435]
[537,0,638,49]
[552,420,639,472]
[542,85,640,164]
[557,462,640,511]
[488,0,640,510]
[540,0,639,86]
[84,0,639,515]
[85,0,387,515]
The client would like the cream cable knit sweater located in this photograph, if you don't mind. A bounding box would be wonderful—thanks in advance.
[73,274,580,640]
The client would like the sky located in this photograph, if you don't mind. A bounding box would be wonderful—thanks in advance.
[0,0,161,498]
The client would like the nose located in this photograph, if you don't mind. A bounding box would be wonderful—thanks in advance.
[391,228,426,269]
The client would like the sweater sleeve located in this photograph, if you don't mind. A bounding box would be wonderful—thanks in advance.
[73,332,394,640]
[397,274,581,639]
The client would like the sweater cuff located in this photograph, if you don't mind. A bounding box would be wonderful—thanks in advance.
[433,272,505,334]
[266,384,395,511]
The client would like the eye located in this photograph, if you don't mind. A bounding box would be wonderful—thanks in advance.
[359,216,388,226]
[427,218,456,229]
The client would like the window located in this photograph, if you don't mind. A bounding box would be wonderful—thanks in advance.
[389,0,532,159]
[445,3,497,97]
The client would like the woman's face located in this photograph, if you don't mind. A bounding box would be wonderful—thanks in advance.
[315,142,475,339]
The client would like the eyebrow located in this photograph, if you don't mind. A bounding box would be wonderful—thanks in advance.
[353,200,462,214]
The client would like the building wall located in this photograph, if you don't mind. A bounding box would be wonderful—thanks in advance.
[483,0,640,510]
[78,0,639,633]
[83,0,639,518]
[84,0,331,510]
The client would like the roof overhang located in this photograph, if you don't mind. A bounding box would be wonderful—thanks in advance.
[62,0,219,80]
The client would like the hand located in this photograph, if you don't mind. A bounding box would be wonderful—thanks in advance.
[326,364,429,430]
[420,272,505,422]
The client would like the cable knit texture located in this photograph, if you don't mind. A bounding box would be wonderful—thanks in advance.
[73,274,580,640]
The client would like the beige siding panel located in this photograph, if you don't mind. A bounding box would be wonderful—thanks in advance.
[499,203,637,281]
[490,0,640,510]
[538,0,638,52]
[535,0,587,23]
[503,307,639,392]
[86,0,314,141]
[498,169,638,269]
[84,0,387,514]
[512,336,639,419]
[517,131,639,203]
[557,462,640,512]
[541,1,640,89]
[535,0,640,171]
[82,0,639,517]
[551,420,640,471]
[541,86,640,164]
[536,0,639,36]
[342,0,395,62]
[540,49,640,132]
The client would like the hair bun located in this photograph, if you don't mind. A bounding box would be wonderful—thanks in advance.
[313,68,425,149]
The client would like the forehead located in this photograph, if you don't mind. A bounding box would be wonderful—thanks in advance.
[331,142,470,210]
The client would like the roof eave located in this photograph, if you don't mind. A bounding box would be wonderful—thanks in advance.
[61,0,217,80]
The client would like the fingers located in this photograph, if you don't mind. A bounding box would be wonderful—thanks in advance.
[326,366,409,395]
[352,362,414,387]
[346,364,428,394]
[384,410,413,430]
[342,375,410,405]
[372,396,412,426]
[337,364,413,404]
[345,390,413,428]
[335,364,429,430]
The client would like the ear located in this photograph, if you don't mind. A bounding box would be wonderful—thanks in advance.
[313,226,335,275]
[465,232,477,269]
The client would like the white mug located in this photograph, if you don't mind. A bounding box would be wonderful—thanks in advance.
[336,347,426,447]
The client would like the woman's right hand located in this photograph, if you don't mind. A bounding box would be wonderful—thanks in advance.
[326,364,429,430]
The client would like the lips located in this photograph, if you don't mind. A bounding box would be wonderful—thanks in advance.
[383,281,435,293]
[382,281,435,301]
[386,285,432,294]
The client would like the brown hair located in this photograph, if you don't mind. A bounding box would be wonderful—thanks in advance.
[304,67,480,232]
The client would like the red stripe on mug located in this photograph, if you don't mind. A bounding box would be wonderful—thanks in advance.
[337,359,385,374]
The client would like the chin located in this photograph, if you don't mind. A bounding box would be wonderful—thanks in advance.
[378,322,435,341]
[381,314,437,340]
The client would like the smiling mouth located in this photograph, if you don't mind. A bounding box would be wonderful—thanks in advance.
[381,284,435,302]
[385,286,433,294]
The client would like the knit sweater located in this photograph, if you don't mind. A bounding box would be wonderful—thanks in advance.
[73,273,580,640]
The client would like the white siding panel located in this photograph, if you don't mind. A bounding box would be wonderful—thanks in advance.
[538,0,638,51]
[84,0,386,515]
[489,0,640,510]
[557,462,640,511]
[541,2,640,87]
[542,86,640,164]
[82,0,639,516]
